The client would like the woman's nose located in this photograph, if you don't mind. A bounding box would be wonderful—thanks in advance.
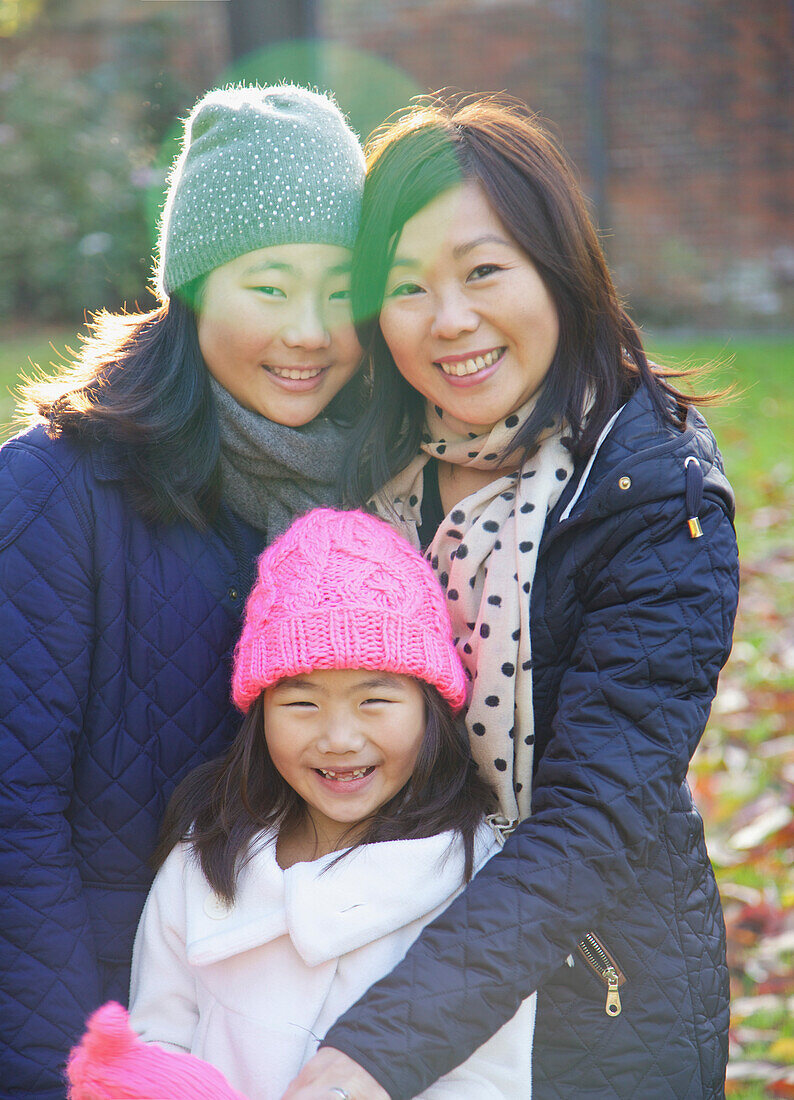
[283,301,331,350]
[430,288,479,340]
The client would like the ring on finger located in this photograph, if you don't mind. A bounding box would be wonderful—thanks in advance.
[328,1090,352,1100]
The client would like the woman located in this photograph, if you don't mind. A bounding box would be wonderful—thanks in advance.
[0,83,364,1100]
[283,95,739,1099]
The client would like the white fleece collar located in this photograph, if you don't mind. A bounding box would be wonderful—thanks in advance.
[185,825,498,967]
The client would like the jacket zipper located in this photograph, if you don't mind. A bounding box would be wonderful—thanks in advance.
[577,932,626,1017]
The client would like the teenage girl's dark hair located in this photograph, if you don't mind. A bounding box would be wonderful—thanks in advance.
[21,283,364,529]
[341,93,718,505]
[153,681,492,901]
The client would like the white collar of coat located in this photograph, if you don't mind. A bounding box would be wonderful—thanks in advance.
[184,822,498,967]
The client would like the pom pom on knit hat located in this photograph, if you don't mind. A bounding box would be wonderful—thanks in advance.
[66,1001,248,1100]
[155,83,365,296]
[232,509,468,713]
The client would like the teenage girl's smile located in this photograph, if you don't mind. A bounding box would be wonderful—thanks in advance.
[197,242,362,426]
[264,363,331,389]
[263,668,426,855]
[380,180,559,427]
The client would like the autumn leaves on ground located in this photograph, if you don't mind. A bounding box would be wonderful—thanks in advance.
[652,339,793,1099]
[1,329,793,1097]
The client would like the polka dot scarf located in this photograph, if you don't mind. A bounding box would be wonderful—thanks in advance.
[372,396,573,825]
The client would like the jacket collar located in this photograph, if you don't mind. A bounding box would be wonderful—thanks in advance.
[548,383,735,534]
[185,825,498,968]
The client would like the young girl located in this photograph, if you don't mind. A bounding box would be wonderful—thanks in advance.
[0,83,365,1097]
[285,95,740,1099]
[71,507,536,1100]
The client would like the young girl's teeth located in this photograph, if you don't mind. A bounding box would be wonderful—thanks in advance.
[439,347,503,376]
[320,768,369,781]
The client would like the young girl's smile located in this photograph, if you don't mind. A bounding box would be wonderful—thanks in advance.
[263,668,426,856]
[198,243,362,427]
[380,181,559,429]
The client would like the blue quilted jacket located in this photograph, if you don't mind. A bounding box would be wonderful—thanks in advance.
[0,426,264,1099]
[324,386,739,1099]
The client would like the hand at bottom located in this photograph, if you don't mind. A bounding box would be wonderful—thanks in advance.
[279,1047,391,1100]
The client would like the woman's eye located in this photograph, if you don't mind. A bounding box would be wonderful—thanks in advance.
[362,697,393,706]
[252,285,286,298]
[284,700,316,709]
[388,282,424,298]
[469,263,501,280]
[329,288,351,301]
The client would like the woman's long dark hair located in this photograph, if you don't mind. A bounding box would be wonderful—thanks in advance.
[341,93,719,506]
[21,281,365,529]
[153,681,492,901]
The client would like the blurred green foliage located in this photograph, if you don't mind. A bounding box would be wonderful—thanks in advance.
[0,23,189,322]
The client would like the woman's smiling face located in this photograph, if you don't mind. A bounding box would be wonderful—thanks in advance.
[197,243,362,427]
[379,181,559,429]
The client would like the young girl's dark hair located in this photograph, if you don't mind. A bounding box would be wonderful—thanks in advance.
[153,680,492,902]
[341,92,719,505]
[21,284,365,529]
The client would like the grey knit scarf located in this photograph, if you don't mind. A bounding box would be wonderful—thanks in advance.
[211,378,352,538]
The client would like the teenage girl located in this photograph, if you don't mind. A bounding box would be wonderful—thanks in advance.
[284,95,740,1099]
[68,507,537,1100]
[0,84,364,1098]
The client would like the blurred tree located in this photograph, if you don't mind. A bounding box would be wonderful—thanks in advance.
[0,8,192,323]
[0,0,49,38]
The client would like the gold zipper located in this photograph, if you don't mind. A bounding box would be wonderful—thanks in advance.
[577,932,626,1017]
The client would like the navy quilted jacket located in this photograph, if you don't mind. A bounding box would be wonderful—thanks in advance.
[324,386,739,1099]
[0,426,264,1100]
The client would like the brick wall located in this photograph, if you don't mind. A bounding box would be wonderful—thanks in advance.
[3,0,791,325]
[321,0,794,325]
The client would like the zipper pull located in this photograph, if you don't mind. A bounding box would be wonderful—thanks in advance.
[684,456,704,539]
[604,966,622,1016]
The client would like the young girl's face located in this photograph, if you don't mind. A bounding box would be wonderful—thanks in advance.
[379,180,559,430]
[263,668,426,849]
[198,243,362,426]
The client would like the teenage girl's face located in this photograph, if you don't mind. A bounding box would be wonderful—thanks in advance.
[379,181,559,430]
[263,668,426,853]
[197,243,362,427]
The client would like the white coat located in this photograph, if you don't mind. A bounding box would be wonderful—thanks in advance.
[129,823,536,1099]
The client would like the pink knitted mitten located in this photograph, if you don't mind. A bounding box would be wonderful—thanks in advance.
[66,1001,249,1100]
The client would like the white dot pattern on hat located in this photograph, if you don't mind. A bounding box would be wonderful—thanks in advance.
[155,84,365,296]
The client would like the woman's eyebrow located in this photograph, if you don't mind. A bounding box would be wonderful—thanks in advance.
[452,234,513,258]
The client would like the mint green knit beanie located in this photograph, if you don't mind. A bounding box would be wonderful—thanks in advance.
[155,83,365,297]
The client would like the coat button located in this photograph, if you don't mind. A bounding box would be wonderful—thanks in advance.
[204,893,231,919]
[618,476,632,491]
[228,587,239,601]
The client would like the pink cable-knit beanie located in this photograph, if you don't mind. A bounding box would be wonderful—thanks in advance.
[66,1001,248,1099]
[232,508,467,713]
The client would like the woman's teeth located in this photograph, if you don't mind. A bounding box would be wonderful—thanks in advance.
[318,767,373,781]
[437,347,504,377]
[267,365,325,380]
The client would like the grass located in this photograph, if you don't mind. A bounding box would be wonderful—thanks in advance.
[0,324,86,438]
[647,336,793,559]
[1,323,792,1099]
